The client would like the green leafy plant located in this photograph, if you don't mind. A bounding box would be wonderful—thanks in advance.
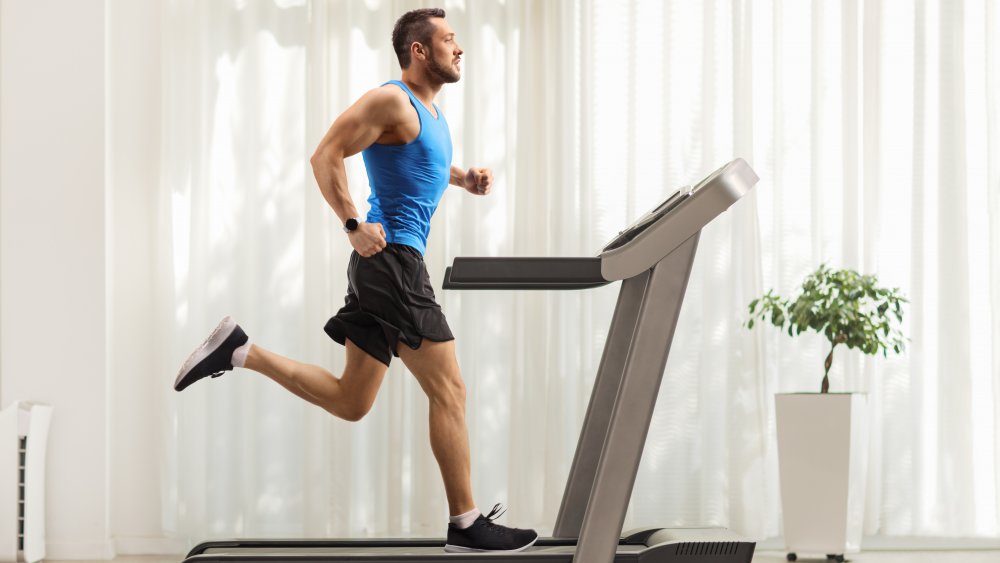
[746,264,908,393]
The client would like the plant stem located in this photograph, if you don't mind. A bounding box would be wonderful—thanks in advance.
[822,343,837,394]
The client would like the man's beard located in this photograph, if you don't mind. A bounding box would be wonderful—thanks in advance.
[427,55,460,83]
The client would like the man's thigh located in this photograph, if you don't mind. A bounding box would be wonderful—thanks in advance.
[339,338,390,404]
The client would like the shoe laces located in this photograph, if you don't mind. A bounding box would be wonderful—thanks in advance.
[481,503,511,535]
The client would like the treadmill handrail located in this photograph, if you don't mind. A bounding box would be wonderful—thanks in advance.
[443,257,609,290]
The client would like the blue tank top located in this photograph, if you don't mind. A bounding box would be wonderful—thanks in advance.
[361,80,452,255]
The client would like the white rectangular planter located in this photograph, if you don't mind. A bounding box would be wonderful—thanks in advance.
[775,393,868,557]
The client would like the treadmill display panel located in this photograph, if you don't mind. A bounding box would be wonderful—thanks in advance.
[601,186,692,252]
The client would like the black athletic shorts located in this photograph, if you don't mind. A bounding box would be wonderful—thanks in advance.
[324,243,454,366]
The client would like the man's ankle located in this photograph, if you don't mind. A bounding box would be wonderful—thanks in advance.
[449,508,481,529]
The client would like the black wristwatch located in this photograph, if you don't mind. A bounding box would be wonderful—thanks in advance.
[343,217,362,233]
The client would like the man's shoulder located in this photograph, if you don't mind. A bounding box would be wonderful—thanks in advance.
[363,83,410,111]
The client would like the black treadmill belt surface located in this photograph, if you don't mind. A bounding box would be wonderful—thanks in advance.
[190,544,647,562]
[201,545,644,555]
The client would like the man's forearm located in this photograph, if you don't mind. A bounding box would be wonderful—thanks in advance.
[311,153,361,223]
[449,165,466,187]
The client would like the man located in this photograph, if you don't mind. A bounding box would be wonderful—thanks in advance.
[172,8,538,554]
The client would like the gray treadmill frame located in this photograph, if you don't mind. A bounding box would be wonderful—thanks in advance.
[181,159,759,563]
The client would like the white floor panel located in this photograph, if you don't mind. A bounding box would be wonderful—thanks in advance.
[753,550,1000,563]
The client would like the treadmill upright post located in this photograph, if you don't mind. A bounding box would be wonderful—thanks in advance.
[553,268,648,537]
[572,234,700,563]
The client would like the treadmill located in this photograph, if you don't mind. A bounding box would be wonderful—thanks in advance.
[183,158,760,563]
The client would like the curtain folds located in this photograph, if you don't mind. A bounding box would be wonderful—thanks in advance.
[158,0,1000,542]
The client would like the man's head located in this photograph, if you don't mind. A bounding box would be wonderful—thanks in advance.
[392,8,463,84]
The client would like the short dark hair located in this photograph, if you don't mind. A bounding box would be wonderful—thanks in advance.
[392,8,446,69]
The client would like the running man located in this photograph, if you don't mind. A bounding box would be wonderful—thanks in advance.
[173,8,538,554]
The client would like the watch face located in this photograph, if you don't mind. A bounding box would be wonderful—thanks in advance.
[346,218,359,231]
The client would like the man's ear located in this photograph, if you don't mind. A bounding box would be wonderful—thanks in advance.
[412,42,426,61]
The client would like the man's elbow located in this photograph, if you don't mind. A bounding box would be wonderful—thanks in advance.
[309,149,328,168]
[310,145,342,168]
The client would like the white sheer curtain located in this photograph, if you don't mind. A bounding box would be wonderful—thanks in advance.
[157,0,1000,544]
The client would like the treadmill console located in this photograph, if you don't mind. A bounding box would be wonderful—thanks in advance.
[601,158,743,254]
[596,159,758,282]
[601,186,693,252]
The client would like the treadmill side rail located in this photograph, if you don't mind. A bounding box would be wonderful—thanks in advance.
[443,257,608,290]
[185,538,448,557]
[186,537,584,557]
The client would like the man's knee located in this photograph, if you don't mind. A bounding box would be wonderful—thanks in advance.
[333,398,375,422]
[334,352,388,422]
[326,375,378,422]
[426,373,466,411]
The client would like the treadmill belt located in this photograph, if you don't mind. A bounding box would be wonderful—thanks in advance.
[201,545,645,555]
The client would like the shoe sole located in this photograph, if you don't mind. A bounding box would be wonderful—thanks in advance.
[443,536,538,553]
[174,316,238,391]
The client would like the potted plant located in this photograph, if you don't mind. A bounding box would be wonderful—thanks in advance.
[746,265,906,562]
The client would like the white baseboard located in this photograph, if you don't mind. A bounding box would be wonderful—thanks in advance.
[42,537,188,560]
[861,536,1000,551]
[45,540,116,560]
[113,536,188,556]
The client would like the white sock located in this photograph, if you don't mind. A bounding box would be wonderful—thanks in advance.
[449,508,481,529]
[231,340,252,368]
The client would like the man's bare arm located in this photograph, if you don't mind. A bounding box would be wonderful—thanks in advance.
[450,164,493,195]
[310,87,405,255]
[310,87,405,223]
[449,165,467,187]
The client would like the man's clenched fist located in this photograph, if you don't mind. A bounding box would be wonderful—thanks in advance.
[463,167,493,195]
[349,222,387,257]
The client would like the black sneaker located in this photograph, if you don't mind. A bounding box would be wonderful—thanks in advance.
[444,504,538,553]
[173,316,248,392]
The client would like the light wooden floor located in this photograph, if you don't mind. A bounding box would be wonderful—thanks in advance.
[753,551,1000,562]
[48,550,1000,562]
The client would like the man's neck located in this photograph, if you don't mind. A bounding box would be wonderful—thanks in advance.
[400,71,443,107]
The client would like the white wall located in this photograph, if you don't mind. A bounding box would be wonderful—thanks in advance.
[0,0,112,558]
[107,0,171,555]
